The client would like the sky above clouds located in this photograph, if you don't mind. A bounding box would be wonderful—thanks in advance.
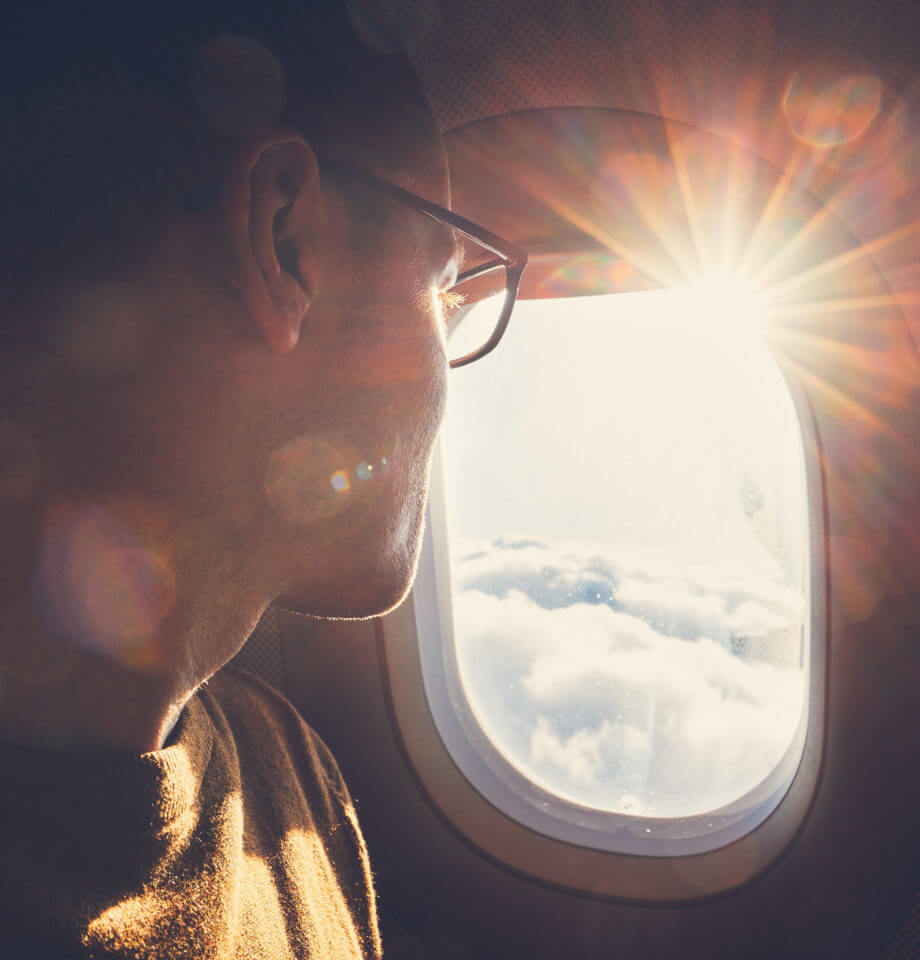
[439,289,808,817]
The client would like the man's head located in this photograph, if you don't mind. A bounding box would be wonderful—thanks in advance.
[0,1,453,675]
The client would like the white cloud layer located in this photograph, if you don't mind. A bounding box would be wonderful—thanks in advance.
[451,537,806,817]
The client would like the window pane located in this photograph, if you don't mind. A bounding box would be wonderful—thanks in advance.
[441,287,808,818]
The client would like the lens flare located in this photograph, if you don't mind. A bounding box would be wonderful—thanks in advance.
[34,504,176,665]
[783,71,882,148]
[265,435,355,524]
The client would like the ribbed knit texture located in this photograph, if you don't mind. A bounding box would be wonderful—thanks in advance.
[0,667,381,959]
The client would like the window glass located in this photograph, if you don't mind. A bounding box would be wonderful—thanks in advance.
[440,285,808,818]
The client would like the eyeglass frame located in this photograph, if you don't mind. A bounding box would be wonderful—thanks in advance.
[317,154,528,369]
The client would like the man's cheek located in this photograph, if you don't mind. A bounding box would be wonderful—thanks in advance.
[404,368,448,477]
[342,333,444,391]
[417,337,449,436]
[264,434,361,527]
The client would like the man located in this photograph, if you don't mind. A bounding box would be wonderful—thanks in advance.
[0,1,465,955]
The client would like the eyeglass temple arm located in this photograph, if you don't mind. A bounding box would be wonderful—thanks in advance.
[316,153,527,267]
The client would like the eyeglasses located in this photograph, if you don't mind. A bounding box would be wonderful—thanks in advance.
[318,155,528,369]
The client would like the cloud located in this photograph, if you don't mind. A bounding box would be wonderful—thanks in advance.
[450,538,806,817]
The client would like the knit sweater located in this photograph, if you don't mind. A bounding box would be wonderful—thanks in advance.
[0,667,382,959]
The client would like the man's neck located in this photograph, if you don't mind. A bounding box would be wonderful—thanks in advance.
[0,596,187,752]
[0,498,271,753]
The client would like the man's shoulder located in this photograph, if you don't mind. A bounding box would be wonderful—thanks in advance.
[197,671,379,958]
[196,665,352,812]
[203,664,301,727]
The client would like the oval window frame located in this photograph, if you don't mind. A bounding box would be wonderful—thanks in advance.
[377,107,839,903]
[379,353,826,901]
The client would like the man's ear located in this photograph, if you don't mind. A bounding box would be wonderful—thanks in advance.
[222,132,323,354]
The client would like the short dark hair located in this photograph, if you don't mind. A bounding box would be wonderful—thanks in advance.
[0,0,428,351]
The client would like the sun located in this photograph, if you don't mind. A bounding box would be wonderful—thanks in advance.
[680,273,767,342]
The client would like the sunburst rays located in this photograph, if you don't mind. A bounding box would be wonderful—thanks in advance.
[511,22,919,437]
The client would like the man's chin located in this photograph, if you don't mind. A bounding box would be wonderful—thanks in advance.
[273,463,433,620]
[276,547,421,621]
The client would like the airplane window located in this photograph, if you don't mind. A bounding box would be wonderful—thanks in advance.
[424,277,810,835]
